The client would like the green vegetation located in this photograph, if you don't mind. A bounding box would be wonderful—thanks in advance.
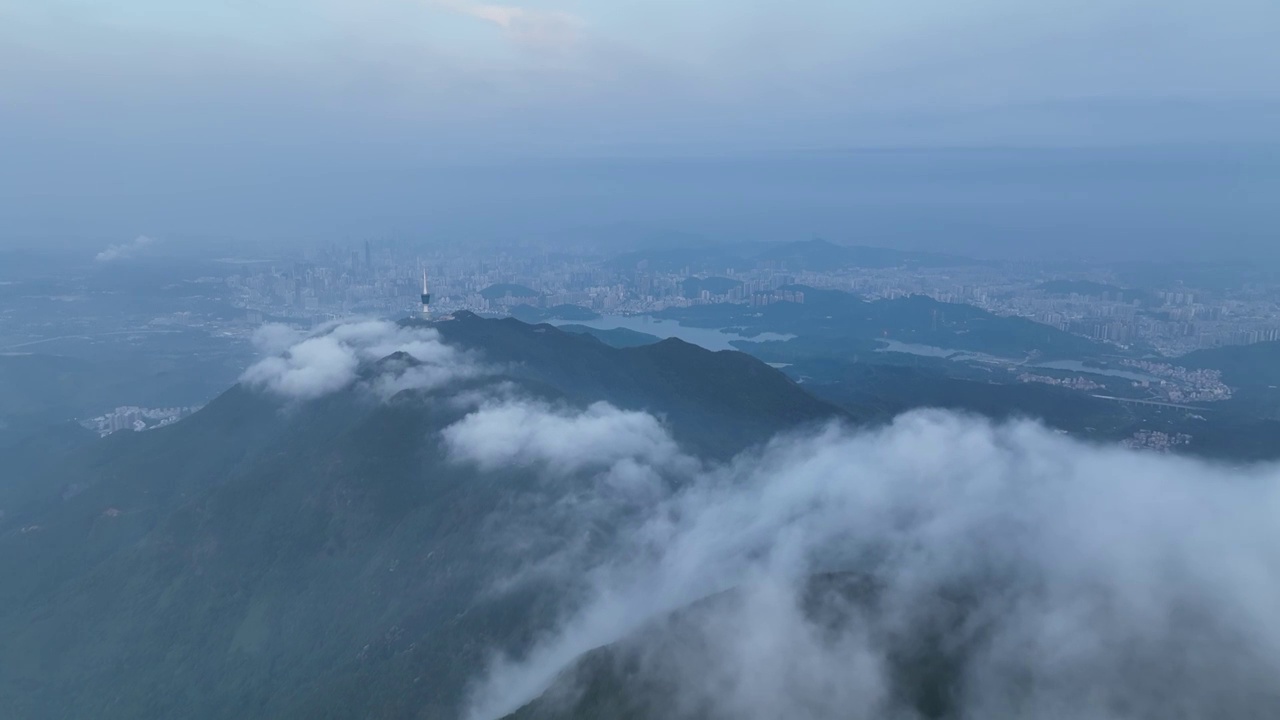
[0,346,243,428]
[1179,341,1280,388]
[661,289,1109,361]
[7,312,1280,720]
[788,359,1280,462]
[0,315,842,720]
[792,360,1131,434]
[557,324,662,348]
[435,314,847,456]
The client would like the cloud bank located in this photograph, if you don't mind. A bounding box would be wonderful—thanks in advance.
[449,403,1280,720]
[94,235,158,262]
[240,319,487,400]
[443,400,684,474]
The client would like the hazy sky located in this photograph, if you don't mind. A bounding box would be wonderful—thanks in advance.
[6,0,1279,151]
[2,0,1278,253]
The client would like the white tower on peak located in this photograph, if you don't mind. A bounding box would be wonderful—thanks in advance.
[420,270,431,320]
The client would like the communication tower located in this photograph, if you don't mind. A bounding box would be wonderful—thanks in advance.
[421,270,431,320]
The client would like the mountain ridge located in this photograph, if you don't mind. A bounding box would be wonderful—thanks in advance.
[0,313,845,720]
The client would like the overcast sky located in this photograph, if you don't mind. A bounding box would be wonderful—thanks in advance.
[2,0,1278,253]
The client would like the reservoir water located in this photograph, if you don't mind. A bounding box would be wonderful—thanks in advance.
[875,339,961,358]
[875,340,1160,382]
[874,339,994,363]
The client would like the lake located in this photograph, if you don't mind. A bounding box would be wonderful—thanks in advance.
[875,339,959,358]
[875,340,1160,382]
[551,315,795,352]
[874,339,997,363]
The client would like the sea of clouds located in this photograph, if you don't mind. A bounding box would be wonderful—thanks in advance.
[452,404,1280,720]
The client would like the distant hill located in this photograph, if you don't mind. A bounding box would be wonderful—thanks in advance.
[510,304,600,323]
[0,353,100,424]
[0,421,96,510]
[0,350,240,427]
[659,289,1109,361]
[1179,341,1280,388]
[791,359,1280,462]
[558,324,662,348]
[480,283,541,300]
[606,246,751,274]
[754,239,979,270]
[797,360,1125,430]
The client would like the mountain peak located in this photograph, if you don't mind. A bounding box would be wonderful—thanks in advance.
[0,312,849,720]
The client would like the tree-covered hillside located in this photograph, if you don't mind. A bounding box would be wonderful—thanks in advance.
[0,315,842,720]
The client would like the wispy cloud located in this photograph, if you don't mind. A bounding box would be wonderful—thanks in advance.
[94,234,158,262]
[443,399,683,474]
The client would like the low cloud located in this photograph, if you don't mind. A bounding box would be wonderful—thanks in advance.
[240,319,487,400]
[444,400,685,474]
[94,235,158,262]
[455,405,1280,720]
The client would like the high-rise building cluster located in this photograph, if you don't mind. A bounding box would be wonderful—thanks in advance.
[81,406,201,437]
